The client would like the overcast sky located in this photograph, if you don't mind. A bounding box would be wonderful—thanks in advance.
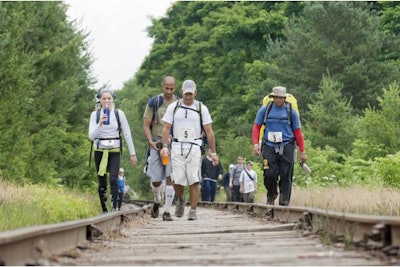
[65,0,175,91]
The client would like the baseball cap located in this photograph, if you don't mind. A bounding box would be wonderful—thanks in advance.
[119,168,124,173]
[182,80,196,94]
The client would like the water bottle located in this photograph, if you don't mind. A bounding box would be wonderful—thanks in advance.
[162,154,169,165]
[104,104,110,125]
[300,161,312,175]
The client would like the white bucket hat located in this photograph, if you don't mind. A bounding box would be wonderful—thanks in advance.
[269,86,288,98]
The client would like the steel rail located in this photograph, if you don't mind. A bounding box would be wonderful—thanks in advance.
[0,200,399,265]
[198,201,400,257]
[0,204,151,265]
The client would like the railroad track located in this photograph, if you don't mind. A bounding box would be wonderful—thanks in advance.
[0,200,399,265]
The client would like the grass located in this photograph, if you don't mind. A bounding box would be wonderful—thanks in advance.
[215,185,400,216]
[2,178,400,232]
[289,186,400,216]
[0,179,99,232]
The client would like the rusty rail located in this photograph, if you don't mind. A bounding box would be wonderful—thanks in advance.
[0,200,399,265]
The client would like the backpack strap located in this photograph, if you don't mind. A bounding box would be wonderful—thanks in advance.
[114,109,122,152]
[263,101,293,126]
[96,109,121,131]
[172,100,205,149]
[244,169,254,181]
[172,100,204,134]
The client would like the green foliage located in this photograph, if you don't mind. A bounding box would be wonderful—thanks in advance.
[353,82,400,160]
[0,180,99,231]
[372,152,400,188]
[293,141,345,188]
[304,74,356,153]
[263,1,398,114]
[0,2,94,186]
[137,1,290,137]
[1,0,400,203]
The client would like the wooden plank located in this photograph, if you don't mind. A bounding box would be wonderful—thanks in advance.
[53,207,386,266]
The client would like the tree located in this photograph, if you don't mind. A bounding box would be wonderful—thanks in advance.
[352,82,400,160]
[135,1,292,138]
[0,2,95,187]
[262,1,399,115]
[303,74,356,154]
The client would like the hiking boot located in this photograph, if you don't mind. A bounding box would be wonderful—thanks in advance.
[188,209,197,221]
[175,197,186,218]
[162,212,173,221]
[151,203,160,218]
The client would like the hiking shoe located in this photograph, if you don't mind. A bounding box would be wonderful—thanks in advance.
[151,203,160,218]
[188,209,197,221]
[162,212,173,221]
[175,197,186,218]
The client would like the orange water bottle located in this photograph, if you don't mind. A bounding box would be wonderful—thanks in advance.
[162,154,169,165]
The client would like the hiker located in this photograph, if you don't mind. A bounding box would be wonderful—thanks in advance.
[239,161,258,203]
[201,148,223,202]
[89,89,137,213]
[229,156,245,202]
[143,76,178,221]
[222,164,235,202]
[117,168,126,211]
[252,86,307,206]
[160,79,219,220]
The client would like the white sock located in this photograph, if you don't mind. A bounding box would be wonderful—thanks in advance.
[151,184,162,203]
[164,185,175,213]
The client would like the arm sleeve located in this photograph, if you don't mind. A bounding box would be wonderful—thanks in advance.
[252,123,261,145]
[293,128,305,153]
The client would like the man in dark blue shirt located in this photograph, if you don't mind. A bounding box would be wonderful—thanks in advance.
[201,148,223,202]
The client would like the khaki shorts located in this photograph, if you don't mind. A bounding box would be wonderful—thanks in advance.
[171,145,202,186]
[146,147,172,183]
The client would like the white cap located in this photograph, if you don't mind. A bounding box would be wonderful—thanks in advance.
[182,80,196,94]
[229,164,235,169]
[119,168,124,173]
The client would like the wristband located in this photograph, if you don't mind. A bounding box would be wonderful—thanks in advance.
[163,144,167,148]
[210,152,217,156]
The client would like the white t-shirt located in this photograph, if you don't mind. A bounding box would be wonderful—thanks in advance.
[239,169,258,193]
[162,100,212,149]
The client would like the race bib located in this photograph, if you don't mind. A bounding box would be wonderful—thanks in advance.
[100,140,115,147]
[177,127,195,142]
[267,132,283,143]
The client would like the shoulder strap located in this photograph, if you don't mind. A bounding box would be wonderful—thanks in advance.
[262,102,273,126]
[96,109,101,124]
[115,109,121,132]
[244,169,254,181]
[262,102,293,126]
[286,102,292,126]
[115,109,122,152]
[97,109,120,129]
[172,100,205,137]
